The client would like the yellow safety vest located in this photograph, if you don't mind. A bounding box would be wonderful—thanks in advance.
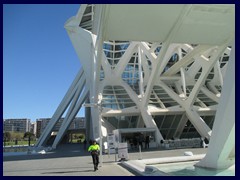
[88,144,100,152]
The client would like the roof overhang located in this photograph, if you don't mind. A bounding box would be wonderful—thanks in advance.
[96,4,234,45]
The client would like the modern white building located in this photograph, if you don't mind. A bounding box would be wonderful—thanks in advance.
[35,4,235,170]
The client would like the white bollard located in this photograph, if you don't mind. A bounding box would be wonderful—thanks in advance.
[139,145,142,160]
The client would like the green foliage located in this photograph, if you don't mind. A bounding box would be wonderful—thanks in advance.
[23,132,35,139]
[79,134,85,139]
[4,140,37,146]
[3,132,11,141]
[12,132,24,140]
[69,133,85,143]
[3,132,37,147]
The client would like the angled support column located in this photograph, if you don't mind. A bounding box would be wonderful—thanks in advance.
[140,110,163,146]
[184,43,231,139]
[164,45,211,76]
[200,86,219,103]
[35,68,84,147]
[52,87,89,148]
[142,5,193,107]
[185,108,212,138]
[52,73,87,148]
[173,114,188,139]
[115,42,138,76]
[121,81,163,145]
[159,81,211,138]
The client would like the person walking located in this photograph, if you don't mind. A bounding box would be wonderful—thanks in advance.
[145,135,150,149]
[138,133,144,149]
[88,140,100,171]
[83,139,87,151]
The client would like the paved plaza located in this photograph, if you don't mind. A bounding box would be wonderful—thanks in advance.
[3,143,208,176]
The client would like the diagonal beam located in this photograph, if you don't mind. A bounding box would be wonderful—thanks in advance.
[163,45,212,76]
[52,87,89,148]
[138,45,144,97]
[140,48,151,85]
[139,42,157,61]
[120,80,163,144]
[158,80,212,138]
[183,41,233,139]
[186,45,230,107]
[142,44,178,106]
[142,5,193,107]
[114,42,138,76]
[200,86,219,103]
[101,52,111,78]
[35,68,84,147]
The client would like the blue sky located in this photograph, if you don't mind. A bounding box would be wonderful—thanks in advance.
[3,4,85,121]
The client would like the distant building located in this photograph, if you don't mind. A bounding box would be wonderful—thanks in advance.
[36,117,85,138]
[30,122,36,135]
[3,118,31,133]
[68,117,85,130]
[36,120,42,138]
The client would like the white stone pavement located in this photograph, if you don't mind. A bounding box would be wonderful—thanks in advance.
[3,143,208,176]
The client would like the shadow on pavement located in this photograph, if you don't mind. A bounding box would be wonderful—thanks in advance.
[41,169,94,174]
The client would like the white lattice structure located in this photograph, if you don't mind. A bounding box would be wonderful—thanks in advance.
[36,4,235,169]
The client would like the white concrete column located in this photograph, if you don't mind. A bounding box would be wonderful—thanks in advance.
[35,69,84,147]
[52,87,89,148]
[138,45,144,97]
[196,41,235,169]
[173,114,188,139]
[140,110,163,146]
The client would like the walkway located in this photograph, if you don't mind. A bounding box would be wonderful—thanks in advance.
[3,143,207,176]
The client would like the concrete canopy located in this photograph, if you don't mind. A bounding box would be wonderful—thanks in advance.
[99,4,234,45]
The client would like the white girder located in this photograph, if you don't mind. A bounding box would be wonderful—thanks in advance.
[36,68,86,147]
[200,86,219,103]
[163,45,212,76]
[52,75,88,148]
[142,44,179,107]
[142,5,193,108]
[185,41,232,107]
[212,61,224,86]
[114,42,138,76]
[173,114,189,139]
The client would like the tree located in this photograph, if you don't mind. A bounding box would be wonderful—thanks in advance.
[11,132,24,141]
[23,132,35,139]
[24,132,35,146]
[3,132,11,141]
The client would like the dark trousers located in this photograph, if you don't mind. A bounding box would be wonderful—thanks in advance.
[145,142,149,149]
[91,154,99,170]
